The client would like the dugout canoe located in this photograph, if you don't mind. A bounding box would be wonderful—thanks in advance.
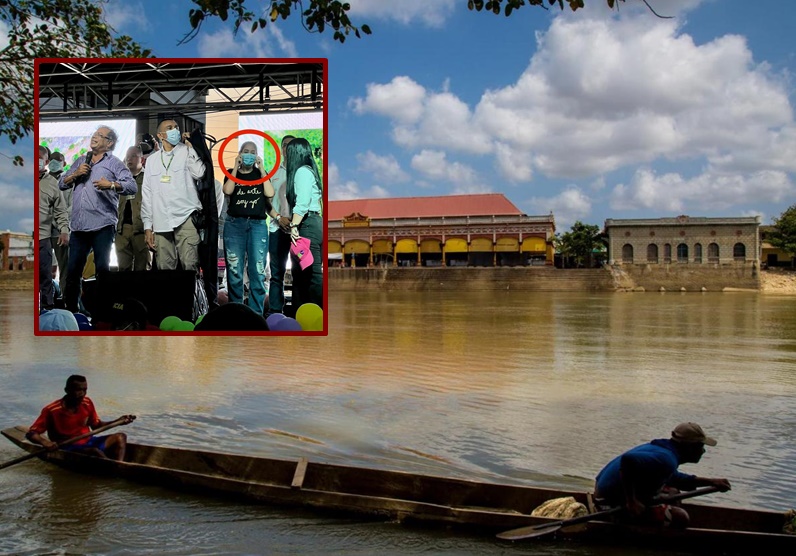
[3,425,794,553]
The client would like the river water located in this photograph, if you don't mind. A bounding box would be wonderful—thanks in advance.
[1,289,795,555]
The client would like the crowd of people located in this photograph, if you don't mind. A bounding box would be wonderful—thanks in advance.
[38,120,325,331]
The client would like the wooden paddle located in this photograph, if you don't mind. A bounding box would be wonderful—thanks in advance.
[0,417,132,470]
[496,485,721,541]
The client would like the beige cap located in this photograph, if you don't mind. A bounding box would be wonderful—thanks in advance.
[671,422,717,446]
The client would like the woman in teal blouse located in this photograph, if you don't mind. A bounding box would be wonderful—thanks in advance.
[285,138,323,311]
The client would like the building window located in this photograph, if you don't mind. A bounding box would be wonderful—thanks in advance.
[677,243,689,263]
[647,244,658,263]
[733,242,746,261]
[708,242,720,263]
[663,243,672,263]
[622,244,634,264]
[694,243,702,263]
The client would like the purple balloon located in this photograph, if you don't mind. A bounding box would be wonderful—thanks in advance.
[266,312,286,329]
[271,317,303,331]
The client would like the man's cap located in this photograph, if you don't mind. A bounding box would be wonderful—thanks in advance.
[40,309,79,331]
[671,422,717,446]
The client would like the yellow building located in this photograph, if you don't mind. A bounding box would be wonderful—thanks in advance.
[328,194,555,267]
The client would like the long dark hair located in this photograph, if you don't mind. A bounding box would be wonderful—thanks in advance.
[285,138,322,209]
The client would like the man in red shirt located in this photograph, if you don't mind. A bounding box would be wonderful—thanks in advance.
[27,375,135,461]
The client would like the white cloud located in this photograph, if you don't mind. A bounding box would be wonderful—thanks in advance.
[197,24,297,58]
[351,6,796,212]
[410,150,488,193]
[348,0,457,27]
[17,218,34,233]
[494,142,532,183]
[0,19,10,51]
[610,168,795,212]
[528,187,592,229]
[356,151,409,183]
[349,76,426,124]
[103,0,150,33]
[328,163,389,200]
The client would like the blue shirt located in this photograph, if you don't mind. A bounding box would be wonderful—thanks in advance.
[59,152,136,232]
[594,439,697,504]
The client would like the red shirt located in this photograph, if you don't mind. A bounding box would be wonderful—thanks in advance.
[29,397,101,445]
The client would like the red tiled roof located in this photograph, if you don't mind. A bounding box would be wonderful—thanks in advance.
[328,194,522,221]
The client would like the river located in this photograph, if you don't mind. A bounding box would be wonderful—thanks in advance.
[1,289,795,555]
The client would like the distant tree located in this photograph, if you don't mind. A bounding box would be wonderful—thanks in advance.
[555,221,606,268]
[0,0,151,166]
[769,204,796,268]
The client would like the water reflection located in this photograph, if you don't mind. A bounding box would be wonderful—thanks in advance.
[1,290,795,555]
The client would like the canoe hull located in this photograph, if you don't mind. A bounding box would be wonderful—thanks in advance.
[3,426,793,553]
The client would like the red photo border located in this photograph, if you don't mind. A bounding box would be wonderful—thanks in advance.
[34,57,329,338]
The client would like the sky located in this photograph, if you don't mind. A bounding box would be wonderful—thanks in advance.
[2,0,795,233]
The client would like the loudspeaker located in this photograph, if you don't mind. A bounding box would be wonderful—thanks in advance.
[94,270,196,326]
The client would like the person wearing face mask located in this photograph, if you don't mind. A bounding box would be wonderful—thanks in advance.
[115,146,151,271]
[38,146,69,311]
[59,125,137,314]
[221,141,276,314]
[47,152,72,295]
[140,119,206,272]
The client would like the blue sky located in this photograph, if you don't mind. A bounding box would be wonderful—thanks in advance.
[2,0,795,233]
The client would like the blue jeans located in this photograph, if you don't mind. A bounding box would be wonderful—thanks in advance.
[224,215,269,315]
[64,225,115,313]
[291,213,324,311]
[268,228,291,313]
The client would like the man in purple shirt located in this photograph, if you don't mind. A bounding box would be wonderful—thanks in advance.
[59,126,137,314]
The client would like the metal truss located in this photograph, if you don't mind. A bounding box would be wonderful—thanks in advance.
[38,62,324,120]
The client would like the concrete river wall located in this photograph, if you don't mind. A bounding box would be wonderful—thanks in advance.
[328,265,761,292]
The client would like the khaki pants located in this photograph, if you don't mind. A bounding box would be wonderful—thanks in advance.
[155,218,200,271]
[115,224,151,271]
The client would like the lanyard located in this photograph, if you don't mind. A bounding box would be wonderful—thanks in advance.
[160,149,175,174]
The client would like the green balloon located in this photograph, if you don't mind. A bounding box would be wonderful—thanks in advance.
[195,314,205,326]
[175,320,195,331]
[160,316,181,331]
[296,303,323,331]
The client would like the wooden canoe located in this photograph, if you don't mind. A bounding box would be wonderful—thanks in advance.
[3,426,794,553]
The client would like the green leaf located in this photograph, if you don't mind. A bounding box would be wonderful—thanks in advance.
[361,24,371,34]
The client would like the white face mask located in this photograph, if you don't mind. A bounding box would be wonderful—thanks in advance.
[39,159,46,172]
[48,160,64,173]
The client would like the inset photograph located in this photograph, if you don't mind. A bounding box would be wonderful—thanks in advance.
[35,59,326,335]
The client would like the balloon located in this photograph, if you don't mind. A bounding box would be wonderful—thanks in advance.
[270,317,302,332]
[175,320,195,331]
[195,314,205,326]
[295,303,323,331]
[160,316,181,331]
[266,312,286,329]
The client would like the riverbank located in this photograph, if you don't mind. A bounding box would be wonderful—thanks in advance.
[759,268,796,294]
[2,268,794,294]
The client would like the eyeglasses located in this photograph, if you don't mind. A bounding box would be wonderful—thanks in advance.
[92,132,111,140]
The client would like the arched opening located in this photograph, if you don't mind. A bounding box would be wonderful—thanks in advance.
[622,244,634,264]
[647,244,658,264]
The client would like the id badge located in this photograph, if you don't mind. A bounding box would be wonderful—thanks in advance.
[160,175,171,183]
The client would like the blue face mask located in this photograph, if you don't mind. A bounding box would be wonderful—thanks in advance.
[165,128,181,146]
[48,160,64,173]
[241,153,256,166]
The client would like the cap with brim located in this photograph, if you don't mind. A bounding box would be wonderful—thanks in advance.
[671,422,717,446]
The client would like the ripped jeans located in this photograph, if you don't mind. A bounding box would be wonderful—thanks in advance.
[223,215,269,315]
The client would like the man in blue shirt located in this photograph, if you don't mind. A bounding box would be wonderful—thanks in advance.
[594,422,731,527]
[59,126,137,313]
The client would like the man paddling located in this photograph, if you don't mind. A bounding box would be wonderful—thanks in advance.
[26,375,135,461]
[594,422,731,527]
